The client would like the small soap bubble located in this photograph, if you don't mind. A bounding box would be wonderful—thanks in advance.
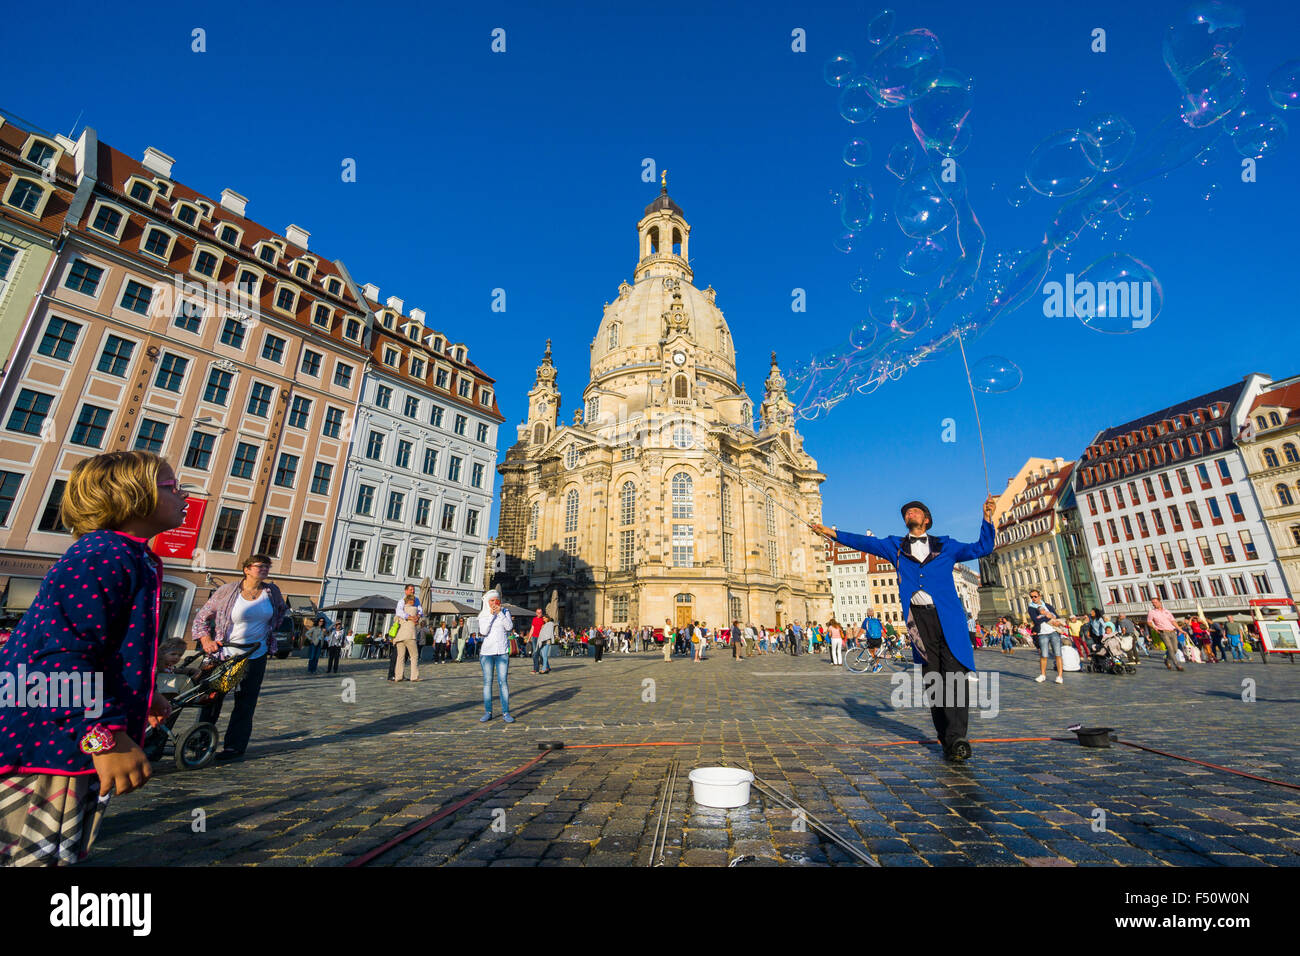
[1117,191,1152,221]
[1267,59,1300,110]
[1080,113,1137,171]
[867,8,895,45]
[900,236,947,276]
[895,168,957,237]
[1203,182,1219,201]
[1177,54,1248,128]
[1075,252,1164,334]
[1228,110,1288,158]
[1162,1,1244,82]
[1074,89,1089,108]
[1025,129,1096,197]
[833,229,858,254]
[839,77,880,124]
[824,51,857,88]
[870,289,929,335]
[1006,183,1030,208]
[885,141,920,179]
[969,356,1022,394]
[843,137,872,167]
[840,178,875,231]
[862,29,944,108]
[849,269,869,294]
[849,319,878,350]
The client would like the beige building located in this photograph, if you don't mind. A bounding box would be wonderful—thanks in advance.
[0,123,371,637]
[494,186,831,629]
[829,546,901,625]
[1240,377,1300,603]
[992,457,1075,621]
[953,563,981,619]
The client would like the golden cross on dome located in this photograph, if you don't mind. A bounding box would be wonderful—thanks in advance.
[661,170,667,189]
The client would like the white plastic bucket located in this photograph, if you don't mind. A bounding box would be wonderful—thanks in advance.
[1061,644,1081,672]
[688,767,755,808]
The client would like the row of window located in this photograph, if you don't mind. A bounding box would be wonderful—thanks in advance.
[1106,571,1274,605]
[377,345,491,408]
[1078,426,1227,486]
[352,485,481,537]
[1086,461,1234,517]
[372,385,492,443]
[342,539,477,584]
[361,433,486,489]
[1097,530,1261,577]
[1090,493,1248,548]
[1261,444,1300,469]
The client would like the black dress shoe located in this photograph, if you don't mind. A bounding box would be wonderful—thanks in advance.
[215,750,244,763]
[945,739,972,762]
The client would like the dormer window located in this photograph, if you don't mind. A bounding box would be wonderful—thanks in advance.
[237,268,261,294]
[294,262,311,281]
[193,249,219,277]
[258,244,278,265]
[128,179,155,204]
[480,388,493,407]
[312,304,332,328]
[152,179,173,200]
[88,201,126,239]
[345,318,361,340]
[219,224,241,246]
[455,346,465,363]
[410,357,425,379]
[432,336,444,353]
[274,285,297,313]
[143,227,173,260]
[4,178,48,216]
[383,347,400,367]
[25,140,57,170]
[325,278,341,296]
[175,203,199,226]
[381,311,394,329]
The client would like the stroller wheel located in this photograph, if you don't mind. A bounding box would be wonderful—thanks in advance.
[176,722,220,770]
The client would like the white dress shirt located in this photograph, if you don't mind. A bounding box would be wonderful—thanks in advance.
[907,535,934,605]
[396,598,422,620]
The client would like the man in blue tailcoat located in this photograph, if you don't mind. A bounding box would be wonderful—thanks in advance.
[814,496,997,762]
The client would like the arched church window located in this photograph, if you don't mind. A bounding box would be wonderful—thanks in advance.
[528,501,539,541]
[586,396,599,424]
[609,324,619,349]
[672,228,682,257]
[671,473,693,519]
[765,495,777,537]
[620,481,636,526]
[673,375,689,399]
[565,489,580,533]
[648,226,659,255]
[533,423,546,444]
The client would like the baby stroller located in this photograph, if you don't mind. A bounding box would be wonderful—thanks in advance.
[1084,632,1138,675]
[143,641,258,770]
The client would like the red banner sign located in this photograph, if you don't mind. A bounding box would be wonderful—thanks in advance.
[151,498,207,560]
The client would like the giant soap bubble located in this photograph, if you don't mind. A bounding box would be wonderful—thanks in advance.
[867,9,895,45]
[1267,59,1300,110]
[1080,113,1137,171]
[824,52,857,88]
[894,168,957,237]
[839,77,880,124]
[1177,54,1247,128]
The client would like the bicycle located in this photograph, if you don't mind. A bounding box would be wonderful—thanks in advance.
[843,634,910,673]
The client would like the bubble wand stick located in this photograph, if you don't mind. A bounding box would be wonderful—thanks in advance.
[955,330,991,498]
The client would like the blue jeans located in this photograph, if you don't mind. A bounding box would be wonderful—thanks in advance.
[307,642,321,672]
[533,644,545,671]
[480,654,510,716]
[541,643,553,670]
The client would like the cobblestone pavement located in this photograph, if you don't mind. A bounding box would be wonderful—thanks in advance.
[92,645,1300,866]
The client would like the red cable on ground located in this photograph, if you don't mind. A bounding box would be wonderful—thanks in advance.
[346,752,551,867]
[1114,739,1300,792]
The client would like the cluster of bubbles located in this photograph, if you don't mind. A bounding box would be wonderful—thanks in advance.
[786,2,1294,423]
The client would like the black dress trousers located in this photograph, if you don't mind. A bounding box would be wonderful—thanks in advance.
[912,603,969,750]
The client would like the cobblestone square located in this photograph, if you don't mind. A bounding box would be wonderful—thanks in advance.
[89,645,1300,867]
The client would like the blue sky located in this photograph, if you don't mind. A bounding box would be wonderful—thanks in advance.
[9,0,1299,541]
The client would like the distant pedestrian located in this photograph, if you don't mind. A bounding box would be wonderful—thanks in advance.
[1146,597,1184,672]
[326,624,345,673]
[477,591,515,722]
[305,617,327,674]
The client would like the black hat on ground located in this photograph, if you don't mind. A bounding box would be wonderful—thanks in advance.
[900,500,932,530]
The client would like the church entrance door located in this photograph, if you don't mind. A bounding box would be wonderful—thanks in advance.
[675,604,693,629]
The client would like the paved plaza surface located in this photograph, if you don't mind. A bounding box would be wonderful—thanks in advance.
[92,646,1300,867]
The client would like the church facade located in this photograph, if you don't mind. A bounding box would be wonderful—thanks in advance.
[493,186,831,630]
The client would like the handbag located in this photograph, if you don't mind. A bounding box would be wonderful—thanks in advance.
[387,620,401,638]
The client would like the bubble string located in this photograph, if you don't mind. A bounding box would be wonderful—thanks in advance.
[954,329,991,498]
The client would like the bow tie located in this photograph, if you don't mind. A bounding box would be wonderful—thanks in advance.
[908,535,929,543]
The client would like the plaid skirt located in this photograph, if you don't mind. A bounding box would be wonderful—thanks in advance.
[0,773,110,867]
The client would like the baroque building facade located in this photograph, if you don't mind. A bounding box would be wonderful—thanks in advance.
[494,186,831,629]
